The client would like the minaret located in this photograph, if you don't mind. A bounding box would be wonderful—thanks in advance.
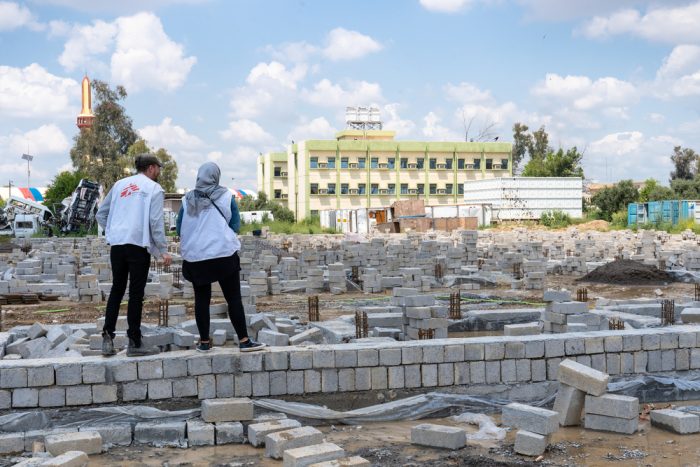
[76,75,94,129]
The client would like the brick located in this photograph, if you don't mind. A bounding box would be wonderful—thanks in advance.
[0,432,24,454]
[309,457,370,467]
[514,430,547,457]
[265,426,324,459]
[305,369,322,393]
[313,349,335,368]
[109,361,137,382]
[265,352,289,371]
[137,360,163,380]
[283,442,345,467]
[335,350,357,368]
[234,373,252,396]
[28,366,54,387]
[421,364,437,387]
[357,349,378,367]
[134,421,186,448]
[1,368,27,388]
[92,384,117,404]
[404,365,421,388]
[485,361,500,384]
[650,409,700,434]
[79,423,132,446]
[13,388,38,408]
[604,336,623,353]
[371,367,388,390]
[287,371,304,395]
[291,351,313,370]
[82,363,106,384]
[557,359,609,396]
[198,374,217,399]
[321,369,338,393]
[464,343,485,360]
[422,345,444,363]
[545,339,565,358]
[470,361,486,384]
[148,379,173,400]
[525,341,545,359]
[215,421,244,444]
[45,431,102,455]
[39,387,66,407]
[240,353,263,372]
[201,398,254,422]
[585,394,638,420]
[553,383,584,426]
[411,423,466,449]
[248,419,302,447]
[123,382,148,401]
[584,413,637,434]
[379,348,402,366]
[502,402,559,435]
[55,364,81,386]
[41,451,90,467]
[484,343,504,360]
[438,363,454,386]
[187,420,215,447]
[402,346,422,364]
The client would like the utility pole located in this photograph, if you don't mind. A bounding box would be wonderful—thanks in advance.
[21,154,33,187]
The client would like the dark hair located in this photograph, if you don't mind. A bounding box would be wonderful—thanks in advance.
[135,154,162,172]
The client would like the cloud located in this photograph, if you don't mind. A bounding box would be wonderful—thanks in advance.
[383,103,417,138]
[322,28,382,61]
[654,44,700,98]
[246,61,307,90]
[0,64,78,118]
[220,119,274,144]
[580,2,700,44]
[31,0,208,14]
[419,0,473,13]
[0,125,71,186]
[0,1,41,31]
[139,117,204,151]
[422,112,461,140]
[56,12,196,92]
[444,82,493,104]
[287,117,336,142]
[532,73,637,111]
[230,61,304,119]
[264,41,319,63]
[302,78,383,108]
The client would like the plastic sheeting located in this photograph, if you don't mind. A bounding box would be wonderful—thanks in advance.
[0,411,50,433]
[253,392,555,425]
[609,372,700,394]
[451,412,506,441]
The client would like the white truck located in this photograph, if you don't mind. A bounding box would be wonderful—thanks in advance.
[0,196,54,237]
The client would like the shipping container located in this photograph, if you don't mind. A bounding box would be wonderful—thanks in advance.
[627,200,698,226]
[463,177,583,221]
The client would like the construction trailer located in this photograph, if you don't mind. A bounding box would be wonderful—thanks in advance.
[463,177,583,222]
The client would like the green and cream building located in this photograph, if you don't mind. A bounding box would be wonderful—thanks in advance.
[257,129,512,220]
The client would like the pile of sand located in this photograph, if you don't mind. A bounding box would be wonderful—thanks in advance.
[577,259,673,285]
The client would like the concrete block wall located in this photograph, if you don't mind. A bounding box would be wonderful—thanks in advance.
[0,326,698,409]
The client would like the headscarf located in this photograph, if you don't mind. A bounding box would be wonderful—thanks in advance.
[184,162,229,216]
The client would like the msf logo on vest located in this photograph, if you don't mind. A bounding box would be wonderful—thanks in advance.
[120,183,140,198]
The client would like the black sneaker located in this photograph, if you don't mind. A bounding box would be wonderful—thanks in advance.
[196,340,212,353]
[239,340,266,352]
[101,333,116,357]
[126,338,159,357]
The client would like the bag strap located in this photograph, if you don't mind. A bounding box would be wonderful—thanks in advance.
[203,192,228,222]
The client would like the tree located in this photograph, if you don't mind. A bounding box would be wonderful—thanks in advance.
[127,139,179,192]
[639,178,675,202]
[591,180,639,221]
[522,147,584,178]
[670,146,698,181]
[670,176,700,199]
[511,123,530,173]
[237,191,295,222]
[529,126,549,162]
[43,171,86,214]
[70,80,138,190]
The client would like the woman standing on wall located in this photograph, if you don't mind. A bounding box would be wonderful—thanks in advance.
[177,162,266,352]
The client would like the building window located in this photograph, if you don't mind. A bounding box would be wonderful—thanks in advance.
[446,184,453,194]
[327,183,336,195]
[416,158,424,169]
[458,184,464,195]
[400,183,408,194]
[371,157,379,169]
[429,184,437,195]
[458,158,465,170]
[371,183,379,194]
[400,158,408,169]
[358,157,366,169]
[417,183,425,194]
[341,183,349,194]
[388,183,396,194]
[358,183,366,194]
[473,158,481,170]
[328,157,336,169]
[341,157,348,169]
[486,159,493,170]
[274,166,281,176]
[387,158,395,169]
[310,183,319,194]
[310,210,319,217]
[274,189,281,198]
[445,158,453,170]
[429,158,437,169]
[501,159,509,170]
[310,157,318,169]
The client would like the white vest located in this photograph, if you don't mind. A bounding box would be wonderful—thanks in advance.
[105,173,163,253]
[180,191,241,262]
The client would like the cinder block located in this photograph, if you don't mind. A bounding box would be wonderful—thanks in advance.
[41,451,89,467]
[13,388,38,408]
[585,394,639,420]
[0,432,24,454]
[283,442,345,467]
[28,365,54,387]
[79,423,132,446]
[201,397,254,422]
[249,418,302,447]
[134,421,187,448]
[650,409,700,434]
[308,457,370,466]
[514,430,548,457]
[39,387,66,408]
[557,359,609,396]
[187,420,215,446]
[215,422,244,444]
[45,431,102,455]
[411,423,466,449]
[553,383,585,426]
[584,413,637,434]
[501,403,559,435]
[265,426,324,459]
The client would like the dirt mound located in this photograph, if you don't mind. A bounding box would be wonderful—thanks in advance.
[573,220,609,231]
[577,259,673,285]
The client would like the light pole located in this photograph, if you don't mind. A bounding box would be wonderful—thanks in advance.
[21,154,33,188]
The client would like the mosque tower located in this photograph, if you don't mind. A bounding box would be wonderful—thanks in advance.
[76,75,94,130]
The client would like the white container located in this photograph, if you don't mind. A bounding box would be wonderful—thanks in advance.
[424,204,492,227]
[463,177,583,221]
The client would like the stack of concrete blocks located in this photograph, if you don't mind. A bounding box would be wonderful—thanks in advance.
[459,230,479,266]
[361,268,382,293]
[522,260,546,290]
[77,274,101,303]
[542,290,601,333]
[684,251,700,271]
[392,289,449,340]
[158,273,173,299]
[248,271,269,297]
[279,257,301,280]
[167,304,188,327]
[327,263,346,295]
[502,402,559,457]
[561,256,587,275]
[93,262,112,282]
[267,273,281,296]
[305,267,324,294]
[400,268,422,288]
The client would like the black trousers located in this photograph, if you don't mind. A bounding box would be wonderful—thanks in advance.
[103,244,150,343]
[193,256,248,342]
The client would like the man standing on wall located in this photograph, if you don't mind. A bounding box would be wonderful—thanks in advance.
[96,154,172,357]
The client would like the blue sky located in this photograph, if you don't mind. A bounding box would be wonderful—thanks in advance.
[1,0,700,192]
